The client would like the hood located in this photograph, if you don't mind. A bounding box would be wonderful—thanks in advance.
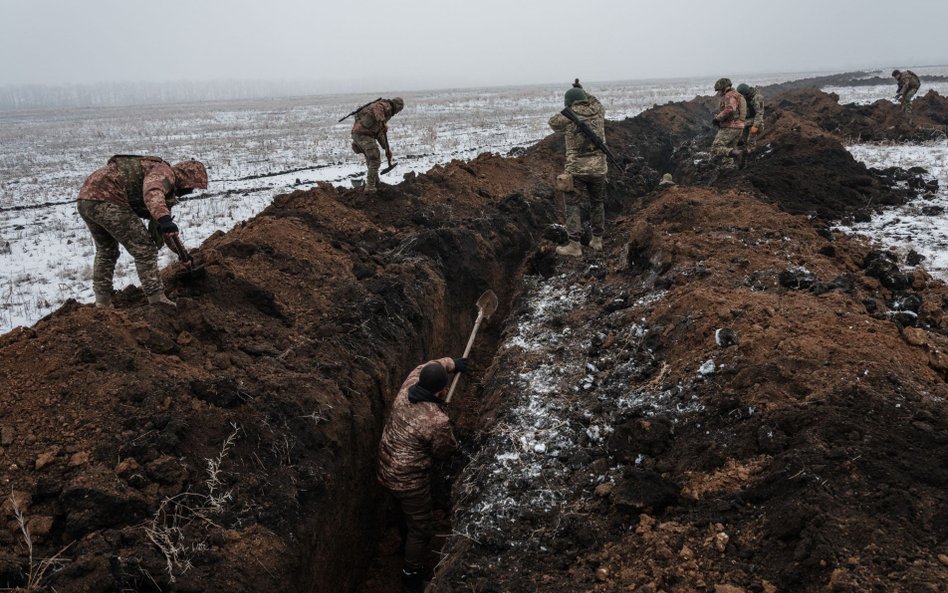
[172,160,208,190]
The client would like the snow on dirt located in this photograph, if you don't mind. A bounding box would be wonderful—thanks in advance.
[838,141,948,277]
[0,74,800,333]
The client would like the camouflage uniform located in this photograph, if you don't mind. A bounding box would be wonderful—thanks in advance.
[548,94,608,243]
[738,87,765,152]
[351,98,402,192]
[77,156,208,303]
[711,88,747,168]
[895,70,921,113]
[378,357,458,571]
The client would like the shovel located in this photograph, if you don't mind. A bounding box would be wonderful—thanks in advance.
[445,289,499,403]
[164,234,206,280]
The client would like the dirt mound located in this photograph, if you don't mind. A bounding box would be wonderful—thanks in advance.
[1,79,947,593]
[431,187,948,593]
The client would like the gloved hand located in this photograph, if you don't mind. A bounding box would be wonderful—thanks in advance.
[750,126,760,134]
[453,357,470,373]
[157,215,178,234]
[712,118,721,128]
[385,148,393,161]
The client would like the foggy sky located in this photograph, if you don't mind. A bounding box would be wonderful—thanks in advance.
[2,0,946,92]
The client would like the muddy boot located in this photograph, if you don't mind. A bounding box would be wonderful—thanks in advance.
[401,568,425,593]
[365,167,380,194]
[147,292,177,308]
[94,292,113,309]
[589,236,603,251]
[556,240,582,257]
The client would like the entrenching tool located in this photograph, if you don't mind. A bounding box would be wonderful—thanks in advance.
[164,234,206,280]
[445,289,499,403]
[380,130,398,175]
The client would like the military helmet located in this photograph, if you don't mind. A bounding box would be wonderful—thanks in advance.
[417,362,449,393]
[714,78,732,92]
[564,87,588,107]
[736,83,751,95]
[891,69,901,77]
[390,97,404,114]
[171,160,208,191]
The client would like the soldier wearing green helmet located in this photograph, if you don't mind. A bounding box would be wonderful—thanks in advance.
[548,79,608,257]
[736,83,765,154]
[710,77,747,170]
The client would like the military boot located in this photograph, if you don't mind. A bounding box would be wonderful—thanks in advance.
[365,167,380,193]
[94,292,113,308]
[589,236,603,251]
[147,292,177,308]
[556,240,582,257]
[401,568,425,593]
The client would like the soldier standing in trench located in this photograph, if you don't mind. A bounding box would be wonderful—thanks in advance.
[892,69,921,114]
[710,77,747,170]
[77,155,208,308]
[736,83,764,155]
[350,97,404,193]
[548,79,608,257]
[377,356,469,593]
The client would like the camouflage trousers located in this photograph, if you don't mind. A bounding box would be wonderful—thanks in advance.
[711,128,744,168]
[740,124,760,153]
[901,88,918,113]
[556,174,606,242]
[77,200,162,299]
[390,486,434,571]
[351,132,381,190]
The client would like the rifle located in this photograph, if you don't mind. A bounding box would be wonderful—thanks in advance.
[338,97,383,122]
[560,107,623,170]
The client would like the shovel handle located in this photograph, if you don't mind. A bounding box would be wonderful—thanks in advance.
[445,311,486,403]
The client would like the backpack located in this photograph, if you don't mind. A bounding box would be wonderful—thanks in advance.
[107,155,172,218]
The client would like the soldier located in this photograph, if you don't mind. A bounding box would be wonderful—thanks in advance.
[736,83,765,153]
[710,78,747,170]
[77,155,208,308]
[378,357,469,593]
[548,79,608,257]
[350,97,404,193]
[892,69,921,114]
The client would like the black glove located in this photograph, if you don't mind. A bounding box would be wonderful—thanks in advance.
[453,358,470,373]
[711,118,721,128]
[157,215,178,234]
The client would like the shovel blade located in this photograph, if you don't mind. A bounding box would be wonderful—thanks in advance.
[477,289,499,319]
[380,162,398,175]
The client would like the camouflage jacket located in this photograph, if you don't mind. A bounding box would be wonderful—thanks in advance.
[715,89,747,129]
[743,88,764,128]
[77,156,174,221]
[897,71,921,95]
[377,358,458,492]
[548,95,608,176]
[351,99,395,139]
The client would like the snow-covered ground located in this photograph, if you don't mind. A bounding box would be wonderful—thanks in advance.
[1,70,946,332]
[837,141,948,276]
[823,66,948,105]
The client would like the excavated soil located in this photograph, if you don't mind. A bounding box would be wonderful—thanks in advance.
[1,75,947,593]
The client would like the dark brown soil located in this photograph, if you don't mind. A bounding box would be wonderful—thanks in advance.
[1,79,946,593]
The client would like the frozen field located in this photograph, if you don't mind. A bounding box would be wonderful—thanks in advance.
[837,141,948,275]
[0,70,945,332]
[823,65,948,105]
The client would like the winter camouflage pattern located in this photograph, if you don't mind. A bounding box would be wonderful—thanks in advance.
[77,200,162,299]
[378,358,458,492]
[548,94,608,176]
[714,89,746,129]
[895,71,921,113]
[562,174,606,242]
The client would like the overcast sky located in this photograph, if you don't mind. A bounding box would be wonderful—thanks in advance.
[2,0,946,91]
